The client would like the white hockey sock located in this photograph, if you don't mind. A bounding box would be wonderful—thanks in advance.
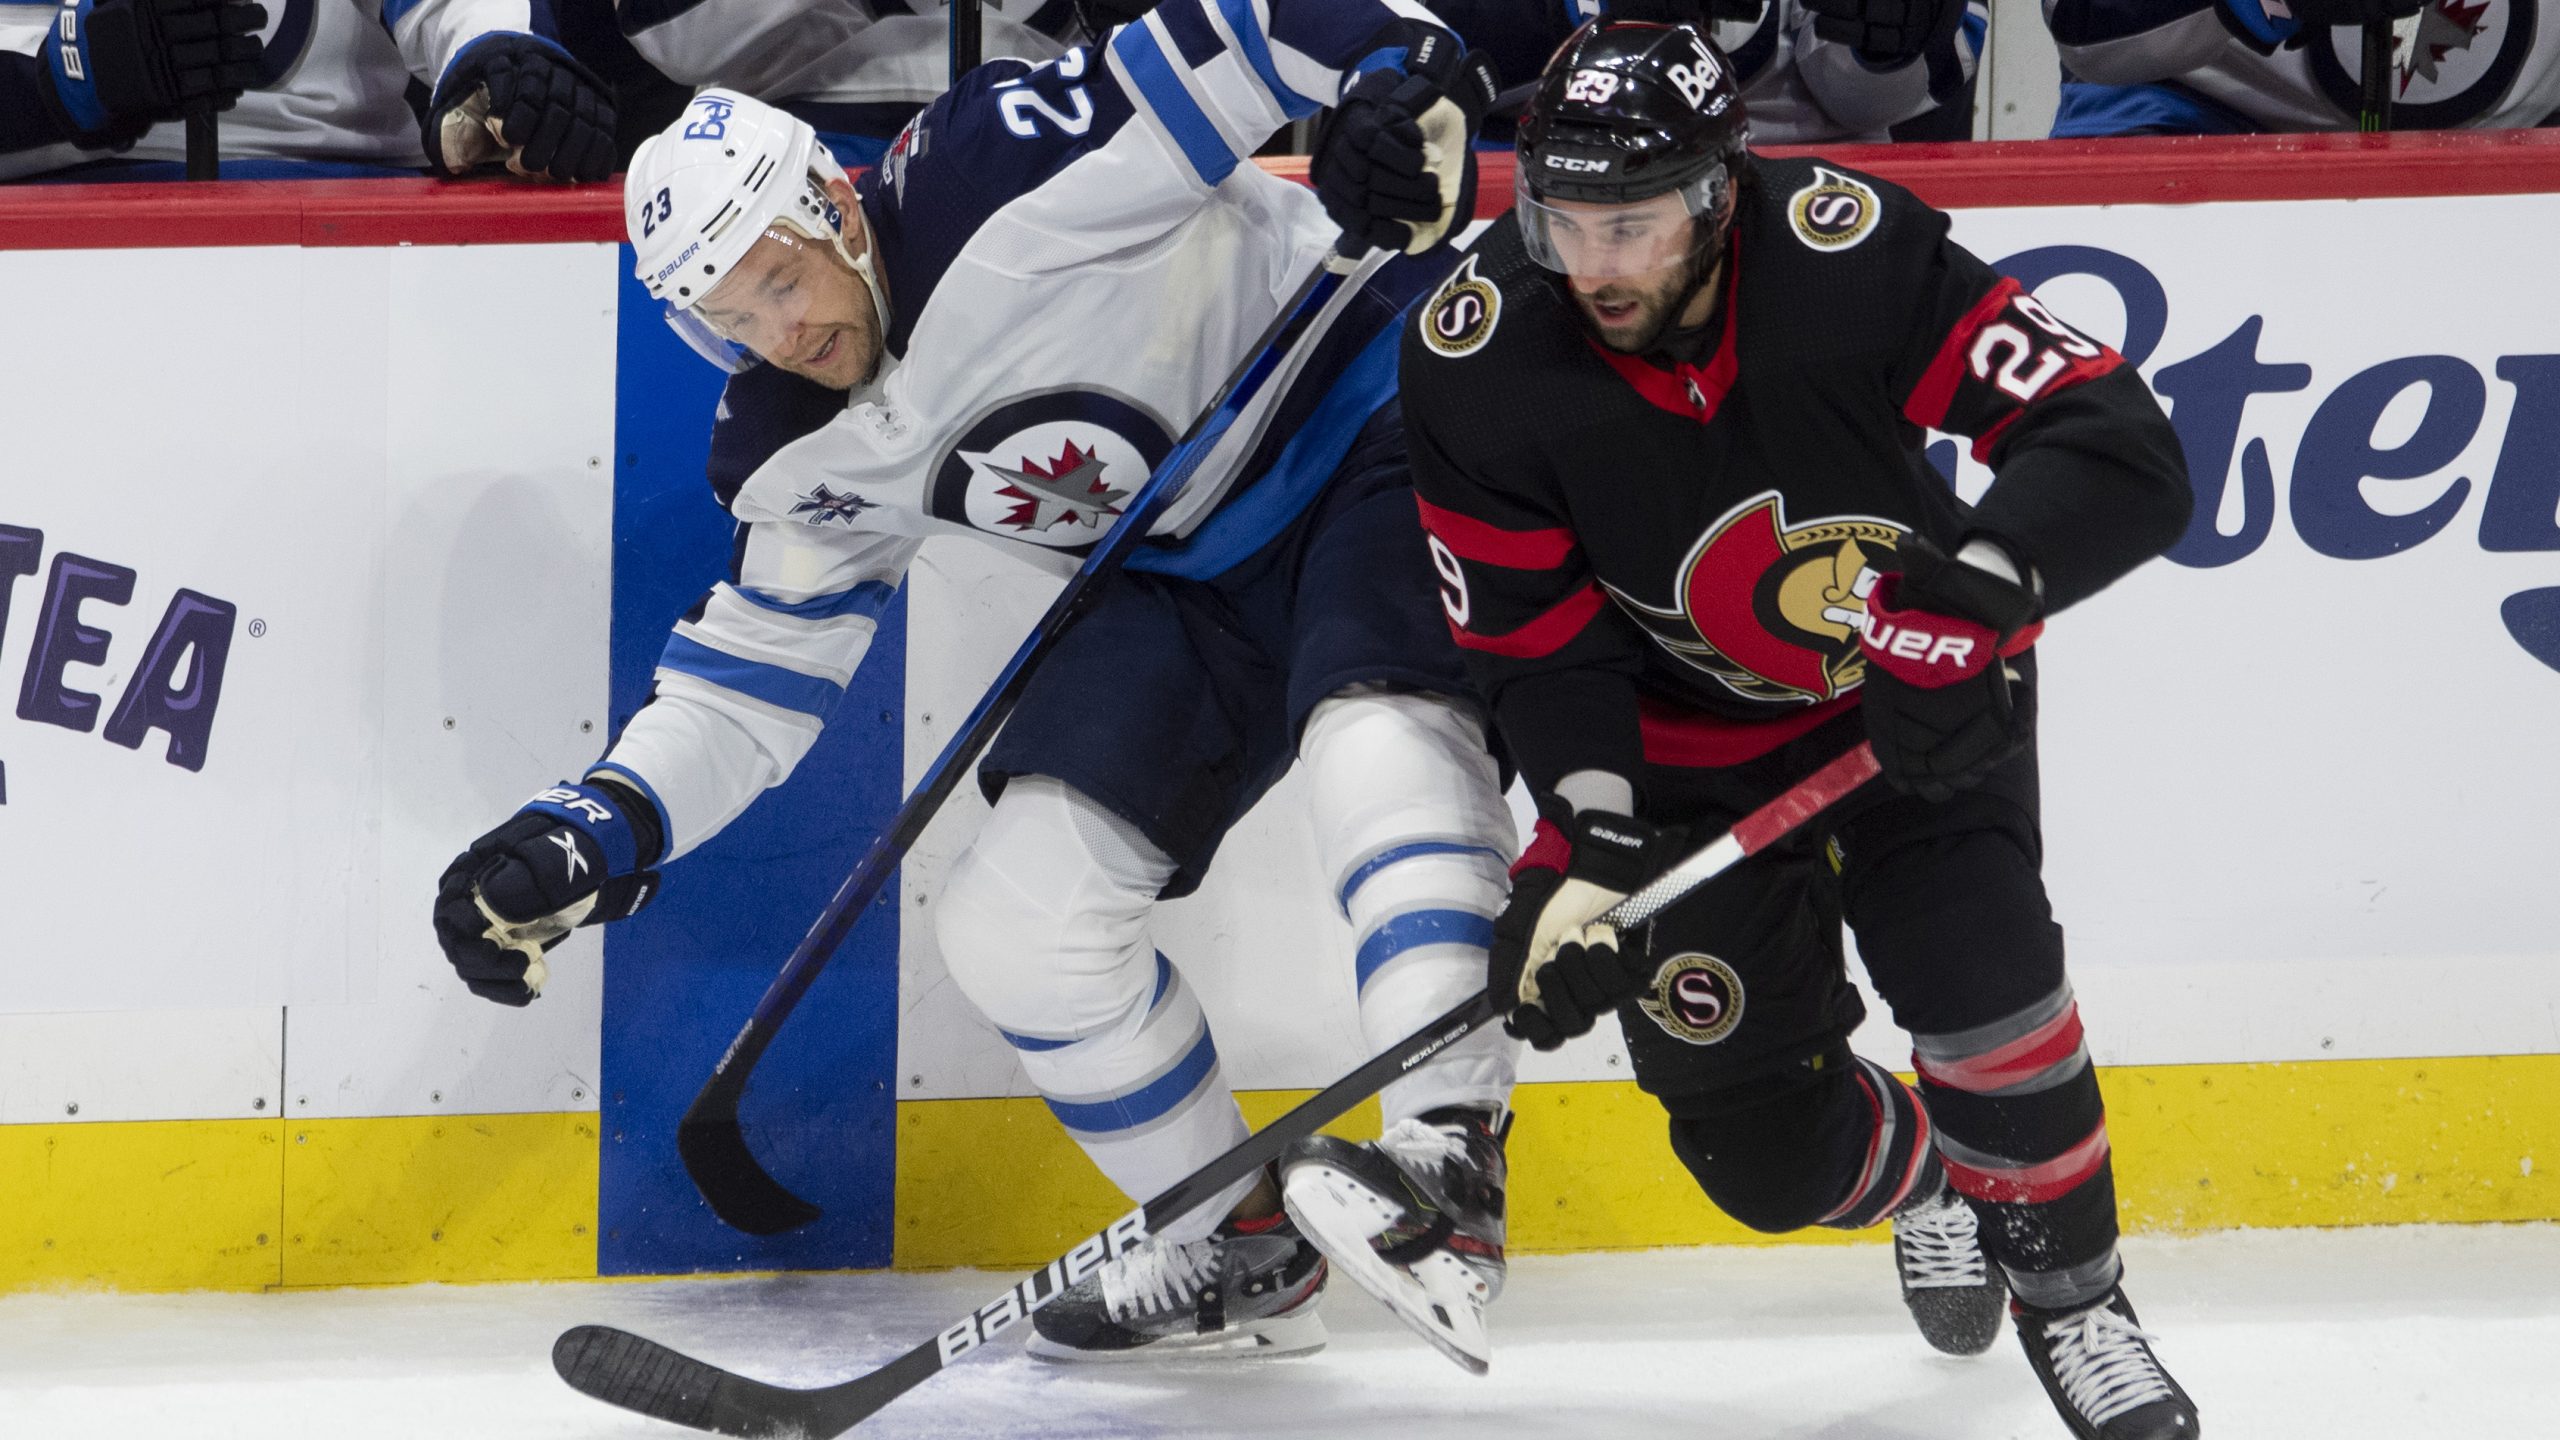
[1301,690,1521,1127]
[936,778,1255,1243]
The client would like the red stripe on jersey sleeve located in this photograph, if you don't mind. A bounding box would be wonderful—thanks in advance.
[1449,583,1608,658]
[1903,277,2026,432]
[1415,496,1578,570]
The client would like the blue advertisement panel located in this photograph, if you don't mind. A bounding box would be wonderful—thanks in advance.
[600,260,904,1274]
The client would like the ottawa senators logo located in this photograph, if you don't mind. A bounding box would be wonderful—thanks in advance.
[1787,167,1881,253]
[1420,255,1500,359]
[1640,953,1745,1045]
[1606,491,1905,705]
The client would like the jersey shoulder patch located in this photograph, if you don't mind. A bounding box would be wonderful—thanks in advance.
[1783,165,1884,253]
[1417,253,1503,359]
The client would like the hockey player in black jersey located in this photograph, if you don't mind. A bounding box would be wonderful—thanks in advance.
[1390,19,2201,1440]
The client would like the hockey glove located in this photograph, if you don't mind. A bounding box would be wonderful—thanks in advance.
[1311,23,1500,256]
[39,0,266,150]
[424,32,617,184]
[1857,537,2043,802]
[1491,811,1685,1051]
[1799,0,1964,62]
[432,776,664,1005]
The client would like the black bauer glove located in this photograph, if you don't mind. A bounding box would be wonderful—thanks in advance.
[424,32,617,184]
[1857,537,2044,802]
[432,777,664,1005]
[38,0,266,149]
[1491,811,1687,1051]
[1311,22,1500,256]
[1799,0,1965,62]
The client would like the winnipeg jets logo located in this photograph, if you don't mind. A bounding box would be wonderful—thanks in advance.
[548,831,587,881]
[932,393,1174,552]
[978,440,1129,532]
[2311,0,2525,126]
[791,484,879,527]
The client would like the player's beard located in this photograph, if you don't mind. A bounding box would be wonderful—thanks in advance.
[1572,244,1714,354]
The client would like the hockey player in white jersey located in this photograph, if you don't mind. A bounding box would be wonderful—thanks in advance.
[1,0,614,181]
[433,3,1528,1369]
[614,0,1086,169]
[2045,0,2552,133]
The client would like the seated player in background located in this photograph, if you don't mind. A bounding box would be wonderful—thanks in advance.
[1397,20,2201,1439]
[2042,0,2544,135]
[612,0,1090,170]
[433,0,1526,1369]
[1,0,615,181]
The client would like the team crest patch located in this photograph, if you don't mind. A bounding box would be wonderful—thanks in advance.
[1640,952,1746,1045]
[1787,167,1881,252]
[930,391,1174,551]
[1605,490,1907,705]
[1420,255,1501,359]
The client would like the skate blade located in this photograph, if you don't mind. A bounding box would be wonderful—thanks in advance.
[1023,1309,1327,1365]
[1283,1162,1492,1376]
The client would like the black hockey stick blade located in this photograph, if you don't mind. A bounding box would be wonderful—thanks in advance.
[554,1323,922,1438]
[677,1078,820,1236]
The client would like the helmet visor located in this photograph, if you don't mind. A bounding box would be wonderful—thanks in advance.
[1516,166,1728,280]
[675,224,840,367]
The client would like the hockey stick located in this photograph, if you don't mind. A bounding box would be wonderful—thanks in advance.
[555,741,1883,1438]
[678,239,1371,1236]
[184,106,218,181]
[2359,9,2423,132]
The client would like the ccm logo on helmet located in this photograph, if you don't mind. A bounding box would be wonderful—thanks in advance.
[683,95,735,141]
[1544,154,1611,172]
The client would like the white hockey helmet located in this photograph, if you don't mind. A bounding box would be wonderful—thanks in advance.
[626,89,889,373]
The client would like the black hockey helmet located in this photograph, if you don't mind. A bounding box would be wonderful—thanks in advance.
[1515,20,1749,274]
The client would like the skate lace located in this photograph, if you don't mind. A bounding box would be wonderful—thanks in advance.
[1098,1235,1218,1324]
[2043,1303,2175,1425]
[1896,1193,1987,1289]
[1375,1117,1470,1173]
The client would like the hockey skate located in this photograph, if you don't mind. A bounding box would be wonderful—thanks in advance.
[2014,1287,2201,1440]
[1025,1208,1328,1362]
[1278,1106,1508,1375]
[1891,1186,2006,1356]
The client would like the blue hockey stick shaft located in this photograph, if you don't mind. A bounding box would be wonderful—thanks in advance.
[678,239,1372,1234]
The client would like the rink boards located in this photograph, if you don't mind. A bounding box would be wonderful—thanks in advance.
[1,136,2556,1292]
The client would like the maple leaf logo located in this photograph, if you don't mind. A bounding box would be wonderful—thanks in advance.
[990,440,1129,532]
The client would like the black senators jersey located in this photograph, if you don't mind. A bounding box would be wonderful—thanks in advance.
[1402,156,2191,804]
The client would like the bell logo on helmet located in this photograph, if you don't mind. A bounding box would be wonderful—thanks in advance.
[683,95,735,142]
[1664,34,1725,110]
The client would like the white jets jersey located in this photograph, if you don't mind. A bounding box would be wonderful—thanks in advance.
[598,0,1450,858]
[1,0,554,180]
[2049,0,2560,131]
[618,0,1083,119]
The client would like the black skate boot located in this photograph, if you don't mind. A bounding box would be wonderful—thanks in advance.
[2014,1287,2201,1440]
[1891,1185,2006,1356]
[1278,1106,1508,1375]
[1025,1206,1328,1362]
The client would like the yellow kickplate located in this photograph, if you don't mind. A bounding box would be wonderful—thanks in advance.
[281,1112,598,1288]
[0,1118,284,1293]
[894,1054,2560,1268]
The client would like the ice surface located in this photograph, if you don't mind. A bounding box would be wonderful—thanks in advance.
[2,1225,2553,1439]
